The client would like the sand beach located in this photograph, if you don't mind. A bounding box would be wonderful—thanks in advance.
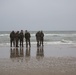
[0,44,76,75]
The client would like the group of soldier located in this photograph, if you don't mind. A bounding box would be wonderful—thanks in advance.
[10,30,44,48]
[36,31,44,47]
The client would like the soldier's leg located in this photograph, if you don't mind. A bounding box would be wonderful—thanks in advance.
[10,39,12,47]
[13,40,15,47]
[42,39,44,46]
[37,40,39,47]
[29,39,31,47]
[16,40,18,47]
[20,40,21,47]
[26,40,28,47]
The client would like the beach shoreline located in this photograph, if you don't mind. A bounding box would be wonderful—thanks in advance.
[0,44,76,75]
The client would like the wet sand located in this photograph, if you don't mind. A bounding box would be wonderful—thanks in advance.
[0,44,76,75]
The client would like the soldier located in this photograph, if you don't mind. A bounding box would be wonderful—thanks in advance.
[25,30,31,47]
[36,31,41,47]
[19,30,24,47]
[40,31,44,46]
[10,31,15,47]
[15,31,19,47]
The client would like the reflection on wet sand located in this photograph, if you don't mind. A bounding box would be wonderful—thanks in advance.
[25,47,31,62]
[10,46,44,62]
[36,46,44,61]
[25,47,31,57]
[20,47,24,57]
[10,47,24,58]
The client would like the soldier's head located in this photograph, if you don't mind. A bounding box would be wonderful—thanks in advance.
[21,30,23,32]
[25,30,27,32]
[12,30,15,33]
[17,31,19,33]
[41,31,43,33]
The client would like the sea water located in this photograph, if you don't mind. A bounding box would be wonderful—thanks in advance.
[0,31,76,58]
[0,31,76,46]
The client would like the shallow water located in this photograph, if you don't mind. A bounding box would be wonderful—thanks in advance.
[0,44,76,59]
[0,31,76,47]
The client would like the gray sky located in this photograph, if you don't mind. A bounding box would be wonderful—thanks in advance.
[0,0,76,31]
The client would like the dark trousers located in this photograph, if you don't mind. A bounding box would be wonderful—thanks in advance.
[20,40,23,47]
[36,38,40,47]
[16,40,18,47]
[10,39,15,47]
[26,39,30,47]
[37,40,40,47]
[40,38,44,46]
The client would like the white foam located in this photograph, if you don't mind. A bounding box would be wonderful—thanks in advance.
[0,34,9,37]
[0,41,75,47]
[31,33,76,37]
[0,33,76,37]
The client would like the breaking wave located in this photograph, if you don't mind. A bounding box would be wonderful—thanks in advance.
[0,31,76,47]
[0,40,75,47]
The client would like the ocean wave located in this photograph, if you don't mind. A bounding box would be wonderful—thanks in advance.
[44,33,76,37]
[0,34,9,37]
[0,33,76,37]
[0,41,75,47]
[44,41,74,45]
[31,33,76,38]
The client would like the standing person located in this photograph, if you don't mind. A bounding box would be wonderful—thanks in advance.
[25,30,31,47]
[15,31,19,47]
[10,31,15,47]
[40,31,44,46]
[19,30,24,47]
[36,31,41,47]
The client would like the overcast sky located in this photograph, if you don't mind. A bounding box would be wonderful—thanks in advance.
[0,0,76,31]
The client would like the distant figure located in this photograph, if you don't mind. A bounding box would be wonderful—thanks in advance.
[36,31,41,47]
[15,31,19,47]
[10,31,15,47]
[40,31,44,46]
[25,30,31,47]
[19,30,24,47]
